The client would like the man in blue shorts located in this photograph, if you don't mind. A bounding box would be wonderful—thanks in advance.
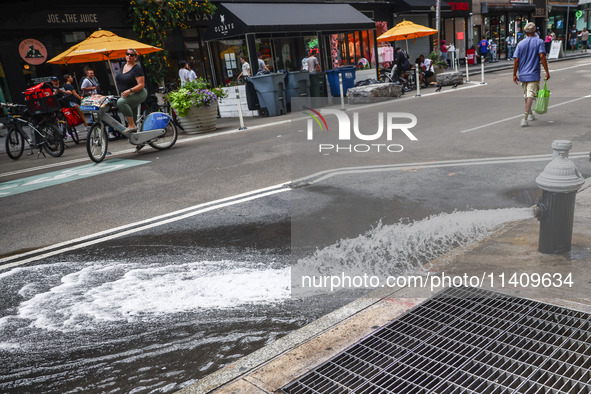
[512,22,550,127]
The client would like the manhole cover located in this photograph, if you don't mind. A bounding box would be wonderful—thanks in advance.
[283,286,591,393]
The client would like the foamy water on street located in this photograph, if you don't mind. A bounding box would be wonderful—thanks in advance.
[0,208,530,393]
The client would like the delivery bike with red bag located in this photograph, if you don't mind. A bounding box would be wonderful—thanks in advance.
[2,83,65,159]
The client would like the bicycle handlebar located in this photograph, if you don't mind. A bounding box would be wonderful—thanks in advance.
[0,102,27,109]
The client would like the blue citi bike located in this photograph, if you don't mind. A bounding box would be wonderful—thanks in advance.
[81,95,178,163]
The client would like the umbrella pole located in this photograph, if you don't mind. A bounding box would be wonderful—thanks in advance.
[108,58,120,95]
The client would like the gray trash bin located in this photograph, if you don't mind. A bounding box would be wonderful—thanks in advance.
[284,71,310,112]
[249,73,286,117]
[309,72,327,97]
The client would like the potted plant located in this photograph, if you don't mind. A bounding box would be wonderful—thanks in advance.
[428,51,449,71]
[167,78,227,134]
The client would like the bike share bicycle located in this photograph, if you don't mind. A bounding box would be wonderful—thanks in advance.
[81,95,178,163]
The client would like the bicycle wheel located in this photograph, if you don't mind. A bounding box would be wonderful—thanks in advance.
[148,119,178,150]
[86,122,109,163]
[40,123,65,157]
[67,125,80,144]
[5,126,24,160]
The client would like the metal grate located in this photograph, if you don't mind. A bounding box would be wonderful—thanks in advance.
[283,287,591,394]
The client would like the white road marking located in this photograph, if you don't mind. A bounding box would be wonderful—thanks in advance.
[0,183,289,271]
[291,152,590,186]
[460,95,591,133]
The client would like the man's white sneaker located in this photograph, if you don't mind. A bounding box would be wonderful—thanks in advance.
[527,113,536,121]
[520,118,528,127]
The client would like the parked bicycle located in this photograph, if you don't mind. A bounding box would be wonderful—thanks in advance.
[1,102,65,160]
[81,95,178,163]
[55,107,80,144]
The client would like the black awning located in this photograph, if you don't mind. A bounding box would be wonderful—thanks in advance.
[394,0,452,12]
[204,3,376,41]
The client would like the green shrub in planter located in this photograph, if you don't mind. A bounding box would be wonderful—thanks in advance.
[167,78,227,117]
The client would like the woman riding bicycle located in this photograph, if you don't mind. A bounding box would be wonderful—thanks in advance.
[116,48,147,134]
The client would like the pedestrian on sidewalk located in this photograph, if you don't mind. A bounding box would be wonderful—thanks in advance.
[581,28,589,52]
[478,37,489,64]
[512,22,550,127]
[544,32,553,54]
[569,25,578,52]
[237,56,251,81]
[506,33,515,60]
[179,60,190,85]
[186,62,198,82]
[440,40,449,66]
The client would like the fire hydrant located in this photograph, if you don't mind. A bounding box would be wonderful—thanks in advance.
[534,141,585,254]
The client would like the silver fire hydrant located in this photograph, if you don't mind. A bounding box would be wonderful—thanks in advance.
[534,140,585,254]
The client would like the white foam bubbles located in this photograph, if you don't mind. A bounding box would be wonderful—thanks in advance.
[5,261,290,332]
[294,207,533,280]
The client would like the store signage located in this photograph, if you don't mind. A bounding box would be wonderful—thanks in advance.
[510,0,529,3]
[213,14,236,37]
[447,2,470,11]
[19,39,47,65]
[185,12,213,22]
[46,12,99,24]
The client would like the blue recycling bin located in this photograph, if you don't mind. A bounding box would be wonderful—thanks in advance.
[326,66,356,97]
[284,71,310,112]
[248,73,286,117]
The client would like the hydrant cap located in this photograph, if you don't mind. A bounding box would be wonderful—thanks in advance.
[535,156,585,193]
[552,140,572,152]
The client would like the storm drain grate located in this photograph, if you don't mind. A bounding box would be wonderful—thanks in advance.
[282,287,591,394]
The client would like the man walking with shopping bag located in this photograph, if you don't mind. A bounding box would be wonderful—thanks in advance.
[512,22,550,127]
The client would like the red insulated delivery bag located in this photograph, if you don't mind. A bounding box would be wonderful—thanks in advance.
[23,82,59,115]
[60,107,84,127]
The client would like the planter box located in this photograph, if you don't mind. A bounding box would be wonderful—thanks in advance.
[219,85,258,118]
[178,104,217,134]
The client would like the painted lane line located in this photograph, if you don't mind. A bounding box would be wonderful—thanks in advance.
[291,152,589,186]
[460,95,591,133]
[0,159,148,198]
[0,182,290,268]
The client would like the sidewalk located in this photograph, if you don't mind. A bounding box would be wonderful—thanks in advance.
[181,179,591,394]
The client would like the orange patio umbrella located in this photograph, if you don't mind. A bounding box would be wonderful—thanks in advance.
[377,20,438,54]
[48,30,162,94]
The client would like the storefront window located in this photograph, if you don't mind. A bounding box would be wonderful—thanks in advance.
[213,39,246,85]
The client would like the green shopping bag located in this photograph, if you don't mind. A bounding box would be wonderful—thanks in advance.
[534,80,550,114]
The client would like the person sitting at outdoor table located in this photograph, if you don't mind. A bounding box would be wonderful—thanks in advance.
[417,54,434,88]
[115,48,147,134]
